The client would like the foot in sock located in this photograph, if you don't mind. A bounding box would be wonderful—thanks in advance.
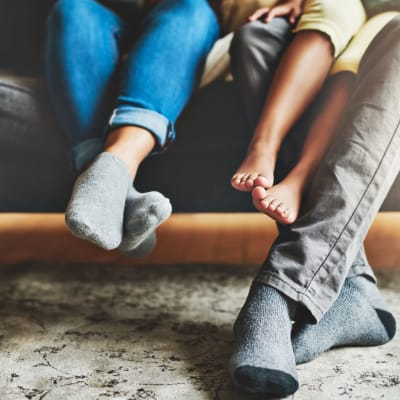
[292,275,397,364]
[229,282,299,397]
[65,152,131,250]
[252,173,306,224]
[121,231,157,258]
[119,186,172,256]
[231,146,275,192]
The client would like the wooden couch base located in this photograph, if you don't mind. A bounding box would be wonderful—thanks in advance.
[1,213,399,268]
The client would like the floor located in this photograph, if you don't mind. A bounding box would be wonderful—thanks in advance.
[0,213,399,399]
[0,262,399,400]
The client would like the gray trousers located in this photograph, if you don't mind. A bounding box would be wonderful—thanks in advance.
[229,16,400,322]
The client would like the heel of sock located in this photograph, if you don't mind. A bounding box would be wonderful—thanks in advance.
[375,308,397,340]
[234,366,299,397]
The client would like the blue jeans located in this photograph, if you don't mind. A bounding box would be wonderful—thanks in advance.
[45,0,220,171]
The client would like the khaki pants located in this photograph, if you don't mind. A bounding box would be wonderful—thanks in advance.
[230,16,400,322]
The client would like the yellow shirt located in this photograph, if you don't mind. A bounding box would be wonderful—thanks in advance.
[331,11,400,74]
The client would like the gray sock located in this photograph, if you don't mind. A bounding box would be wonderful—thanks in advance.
[65,152,131,250]
[229,282,299,397]
[121,231,157,258]
[119,186,172,257]
[292,275,397,364]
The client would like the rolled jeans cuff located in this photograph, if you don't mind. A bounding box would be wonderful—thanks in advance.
[108,106,175,152]
[72,137,104,172]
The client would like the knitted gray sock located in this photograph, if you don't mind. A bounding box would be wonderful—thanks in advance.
[119,186,172,257]
[65,152,131,250]
[122,231,157,258]
[292,275,396,365]
[229,282,299,397]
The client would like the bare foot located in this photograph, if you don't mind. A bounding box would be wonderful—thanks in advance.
[231,148,275,192]
[252,178,304,224]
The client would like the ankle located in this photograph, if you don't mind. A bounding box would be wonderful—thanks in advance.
[247,140,279,161]
[104,147,139,178]
[285,166,314,191]
[105,125,156,177]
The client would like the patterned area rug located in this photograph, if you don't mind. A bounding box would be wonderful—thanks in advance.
[0,263,399,400]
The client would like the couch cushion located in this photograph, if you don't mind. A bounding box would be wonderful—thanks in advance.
[0,72,399,212]
[0,1,55,74]
[0,1,145,75]
[0,71,67,154]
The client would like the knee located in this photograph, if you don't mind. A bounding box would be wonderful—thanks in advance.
[376,15,400,56]
[230,23,256,61]
[167,0,219,35]
[47,0,98,32]
[152,0,219,48]
[230,20,290,72]
[385,15,400,37]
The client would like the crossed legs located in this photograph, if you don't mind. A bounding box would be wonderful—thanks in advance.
[46,0,219,252]
[229,16,400,397]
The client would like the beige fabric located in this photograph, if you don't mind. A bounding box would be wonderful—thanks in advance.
[331,11,400,74]
[200,0,400,86]
[200,33,234,87]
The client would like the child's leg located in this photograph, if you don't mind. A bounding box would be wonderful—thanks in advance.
[231,29,334,191]
[253,72,356,224]
[103,0,219,175]
[45,0,124,166]
[231,0,366,192]
[51,0,219,250]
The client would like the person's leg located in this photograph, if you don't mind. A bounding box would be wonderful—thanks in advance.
[229,282,299,397]
[46,0,150,250]
[228,17,323,397]
[292,247,396,364]
[104,0,220,169]
[45,0,124,167]
[229,18,293,131]
[230,0,366,193]
[105,0,220,253]
[229,15,400,395]
[231,29,334,192]
[254,15,400,322]
[49,0,219,250]
[252,71,356,224]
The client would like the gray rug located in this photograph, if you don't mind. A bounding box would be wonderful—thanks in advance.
[0,263,399,400]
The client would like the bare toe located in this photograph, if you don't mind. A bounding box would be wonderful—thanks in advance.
[268,198,280,211]
[260,195,275,212]
[231,174,241,187]
[252,186,266,200]
[245,173,259,190]
[254,175,273,189]
[231,173,249,191]
[276,204,287,216]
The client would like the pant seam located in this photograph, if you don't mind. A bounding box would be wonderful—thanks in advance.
[305,116,400,291]
[256,271,325,319]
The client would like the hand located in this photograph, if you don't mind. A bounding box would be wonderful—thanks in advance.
[248,1,304,25]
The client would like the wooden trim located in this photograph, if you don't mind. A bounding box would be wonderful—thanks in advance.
[0,212,399,268]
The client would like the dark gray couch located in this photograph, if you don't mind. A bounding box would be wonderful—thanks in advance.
[1,1,399,213]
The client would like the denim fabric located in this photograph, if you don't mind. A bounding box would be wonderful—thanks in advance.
[230,16,400,322]
[45,0,219,171]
